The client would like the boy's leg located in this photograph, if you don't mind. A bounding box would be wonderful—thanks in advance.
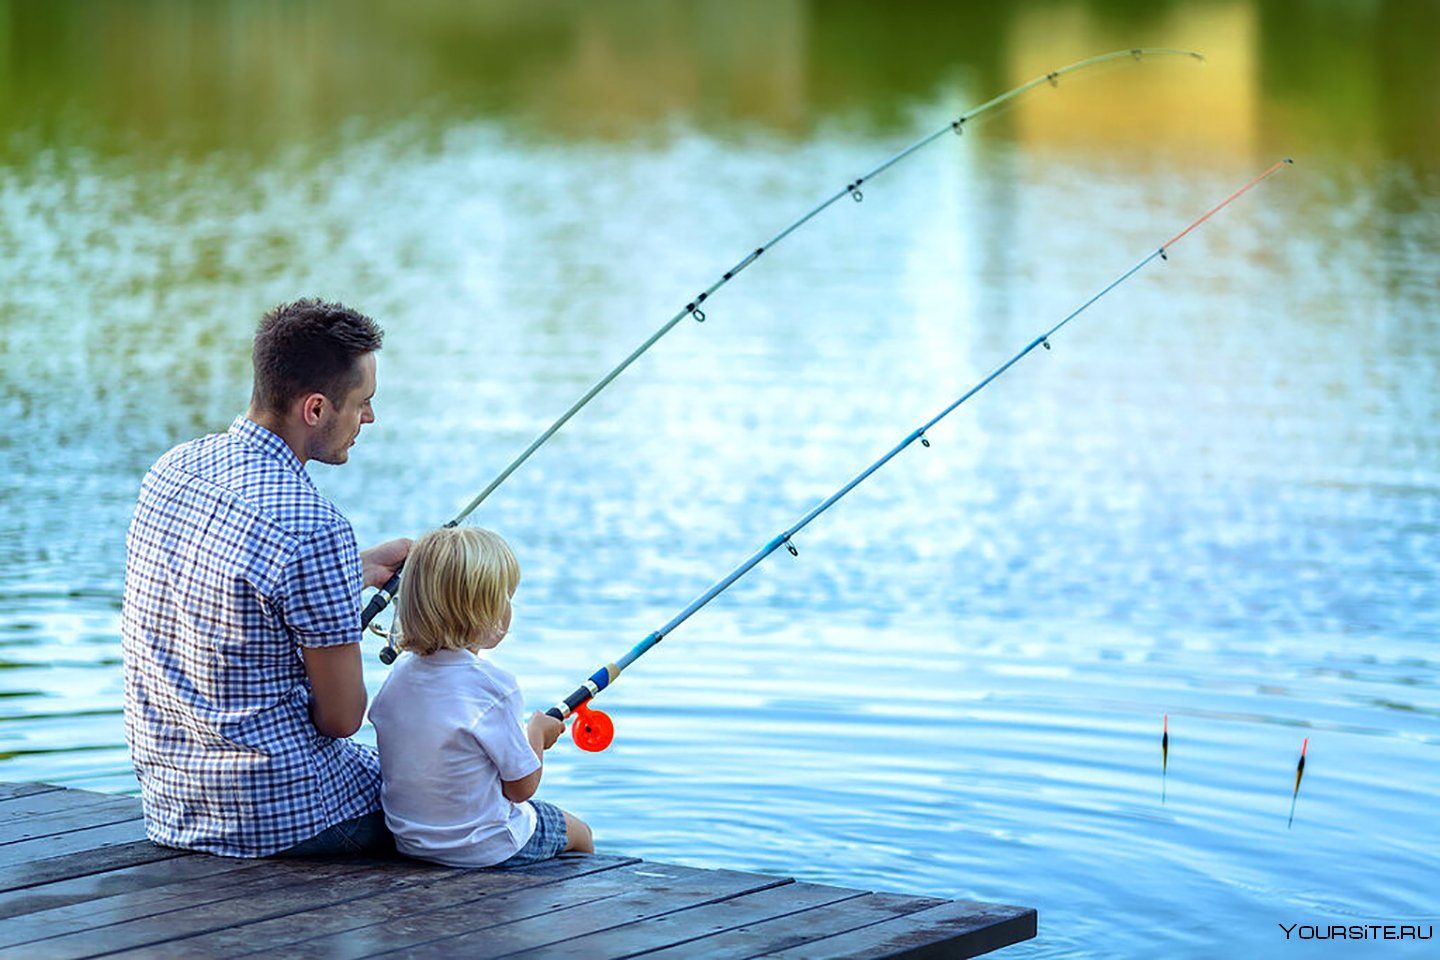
[493,801,587,868]
[561,810,594,854]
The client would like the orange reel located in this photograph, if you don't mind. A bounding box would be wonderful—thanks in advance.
[571,701,614,752]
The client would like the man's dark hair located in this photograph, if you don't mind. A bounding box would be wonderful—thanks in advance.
[251,299,384,413]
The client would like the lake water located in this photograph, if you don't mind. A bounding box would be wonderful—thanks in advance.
[1,2,1437,957]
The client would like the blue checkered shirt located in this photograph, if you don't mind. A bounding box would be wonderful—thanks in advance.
[122,415,381,857]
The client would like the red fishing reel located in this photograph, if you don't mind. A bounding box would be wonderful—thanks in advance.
[570,701,614,752]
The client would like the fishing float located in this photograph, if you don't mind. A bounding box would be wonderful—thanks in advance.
[1162,713,1170,803]
[546,159,1295,751]
[366,47,1207,657]
[1288,736,1308,827]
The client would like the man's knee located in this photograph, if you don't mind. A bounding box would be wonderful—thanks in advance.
[564,812,594,854]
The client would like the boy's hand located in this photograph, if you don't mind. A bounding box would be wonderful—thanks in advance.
[360,538,412,590]
[528,711,565,751]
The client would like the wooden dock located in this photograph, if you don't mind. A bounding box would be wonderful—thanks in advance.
[0,782,1036,958]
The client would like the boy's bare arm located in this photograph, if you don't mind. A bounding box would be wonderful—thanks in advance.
[502,712,564,802]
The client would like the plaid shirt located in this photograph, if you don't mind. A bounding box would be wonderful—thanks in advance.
[122,415,381,857]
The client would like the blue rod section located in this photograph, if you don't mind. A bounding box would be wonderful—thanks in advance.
[374,48,1203,637]
[618,251,1162,670]
[547,160,1290,719]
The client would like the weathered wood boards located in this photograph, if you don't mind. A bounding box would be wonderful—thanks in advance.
[0,785,182,898]
[0,782,1036,958]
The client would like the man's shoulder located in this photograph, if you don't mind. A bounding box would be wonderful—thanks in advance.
[144,429,346,539]
[147,429,221,475]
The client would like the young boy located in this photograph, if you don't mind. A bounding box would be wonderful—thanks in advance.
[368,526,593,867]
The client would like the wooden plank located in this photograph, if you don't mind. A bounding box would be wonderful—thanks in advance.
[505,881,871,960]
[0,841,185,896]
[629,892,950,960]
[0,783,66,803]
[760,899,1038,960]
[268,862,778,960]
[388,865,793,960]
[0,859,283,950]
[0,786,1038,960]
[9,857,458,960]
[120,854,641,959]
[0,797,143,846]
[0,818,152,867]
[0,789,134,820]
[0,853,258,922]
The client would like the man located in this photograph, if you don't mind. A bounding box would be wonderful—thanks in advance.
[122,298,410,857]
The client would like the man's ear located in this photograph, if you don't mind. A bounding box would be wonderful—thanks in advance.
[300,392,326,427]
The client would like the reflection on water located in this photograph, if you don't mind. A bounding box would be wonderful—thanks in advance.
[2,1,1437,162]
[1,2,1437,957]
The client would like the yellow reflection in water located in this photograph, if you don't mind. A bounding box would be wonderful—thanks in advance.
[1008,1,1257,158]
[536,1,811,134]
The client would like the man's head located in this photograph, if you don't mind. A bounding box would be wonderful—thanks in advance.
[249,298,384,465]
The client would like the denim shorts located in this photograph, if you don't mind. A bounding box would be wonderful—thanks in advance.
[271,809,394,858]
[494,799,567,868]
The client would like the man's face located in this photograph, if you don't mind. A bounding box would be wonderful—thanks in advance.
[309,352,377,465]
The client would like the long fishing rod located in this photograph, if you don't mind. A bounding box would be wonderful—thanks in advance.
[546,159,1295,751]
[366,47,1205,654]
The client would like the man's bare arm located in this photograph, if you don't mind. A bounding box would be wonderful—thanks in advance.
[301,643,367,738]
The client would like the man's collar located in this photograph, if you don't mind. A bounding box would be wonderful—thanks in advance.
[228,415,310,480]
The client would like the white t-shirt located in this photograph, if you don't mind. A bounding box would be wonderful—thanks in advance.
[368,647,541,867]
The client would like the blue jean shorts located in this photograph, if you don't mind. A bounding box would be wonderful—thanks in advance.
[271,809,394,858]
[494,799,567,868]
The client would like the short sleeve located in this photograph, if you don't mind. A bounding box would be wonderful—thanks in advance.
[274,519,364,648]
[471,692,541,782]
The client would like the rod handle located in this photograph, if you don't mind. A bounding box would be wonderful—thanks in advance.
[544,662,620,724]
[361,568,403,628]
[548,684,594,721]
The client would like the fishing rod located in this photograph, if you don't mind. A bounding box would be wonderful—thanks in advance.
[366,47,1206,656]
[546,159,1295,751]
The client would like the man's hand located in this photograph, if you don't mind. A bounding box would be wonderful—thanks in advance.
[528,711,565,752]
[360,537,412,590]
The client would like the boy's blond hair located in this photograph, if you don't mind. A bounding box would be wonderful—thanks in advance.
[396,526,520,655]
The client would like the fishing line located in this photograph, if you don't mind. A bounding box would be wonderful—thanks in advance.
[544,159,1295,752]
[366,47,1206,655]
